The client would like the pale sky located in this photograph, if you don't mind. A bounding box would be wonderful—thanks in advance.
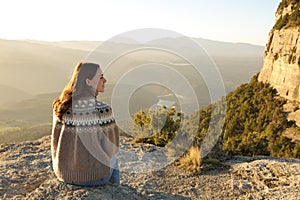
[0,0,281,45]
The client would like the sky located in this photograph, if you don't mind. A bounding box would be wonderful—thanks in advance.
[0,0,281,45]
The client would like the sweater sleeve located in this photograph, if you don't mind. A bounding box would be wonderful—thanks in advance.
[51,115,62,161]
[101,123,120,158]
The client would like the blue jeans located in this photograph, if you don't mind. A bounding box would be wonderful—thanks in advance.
[65,157,120,186]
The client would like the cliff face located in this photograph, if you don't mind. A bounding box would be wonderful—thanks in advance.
[258,0,300,102]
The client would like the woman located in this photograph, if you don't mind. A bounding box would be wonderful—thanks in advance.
[51,62,120,186]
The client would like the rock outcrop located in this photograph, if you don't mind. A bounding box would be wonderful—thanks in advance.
[258,0,300,102]
[1,135,299,199]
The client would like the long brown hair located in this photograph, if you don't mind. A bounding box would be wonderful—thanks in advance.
[53,62,100,120]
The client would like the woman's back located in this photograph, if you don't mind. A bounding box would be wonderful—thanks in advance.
[51,62,120,186]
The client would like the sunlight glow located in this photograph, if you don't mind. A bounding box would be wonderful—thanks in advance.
[0,0,281,45]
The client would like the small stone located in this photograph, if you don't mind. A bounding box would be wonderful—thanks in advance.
[148,193,155,197]
[239,181,252,190]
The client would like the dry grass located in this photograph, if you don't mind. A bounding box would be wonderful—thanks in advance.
[179,146,202,172]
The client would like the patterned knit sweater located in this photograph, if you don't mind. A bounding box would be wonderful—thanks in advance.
[51,97,119,183]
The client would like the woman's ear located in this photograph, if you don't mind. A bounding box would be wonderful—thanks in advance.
[86,78,91,86]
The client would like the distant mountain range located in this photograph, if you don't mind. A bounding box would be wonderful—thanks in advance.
[0,37,264,105]
[0,39,88,100]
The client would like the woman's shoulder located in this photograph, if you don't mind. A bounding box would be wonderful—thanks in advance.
[70,98,111,108]
[95,100,112,111]
[61,98,114,126]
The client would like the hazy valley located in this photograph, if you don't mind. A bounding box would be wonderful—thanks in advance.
[0,37,264,143]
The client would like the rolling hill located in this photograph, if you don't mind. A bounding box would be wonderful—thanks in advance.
[0,37,265,143]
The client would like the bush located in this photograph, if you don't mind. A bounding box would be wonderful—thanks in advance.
[274,14,290,30]
[274,1,300,30]
[221,74,299,158]
[132,106,181,147]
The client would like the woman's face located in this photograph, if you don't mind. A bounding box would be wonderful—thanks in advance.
[87,67,107,94]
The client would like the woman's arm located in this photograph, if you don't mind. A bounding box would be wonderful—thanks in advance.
[51,115,62,161]
[101,123,120,158]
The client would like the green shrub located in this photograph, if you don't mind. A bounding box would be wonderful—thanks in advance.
[132,106,181,147]
[274,14,290,30]
[221,74,299,158]
[274,0,300,30]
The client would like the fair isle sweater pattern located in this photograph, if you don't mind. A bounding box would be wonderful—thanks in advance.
[62,98,115,126]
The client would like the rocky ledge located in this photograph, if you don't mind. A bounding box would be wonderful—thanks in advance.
[0,135,299,200]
